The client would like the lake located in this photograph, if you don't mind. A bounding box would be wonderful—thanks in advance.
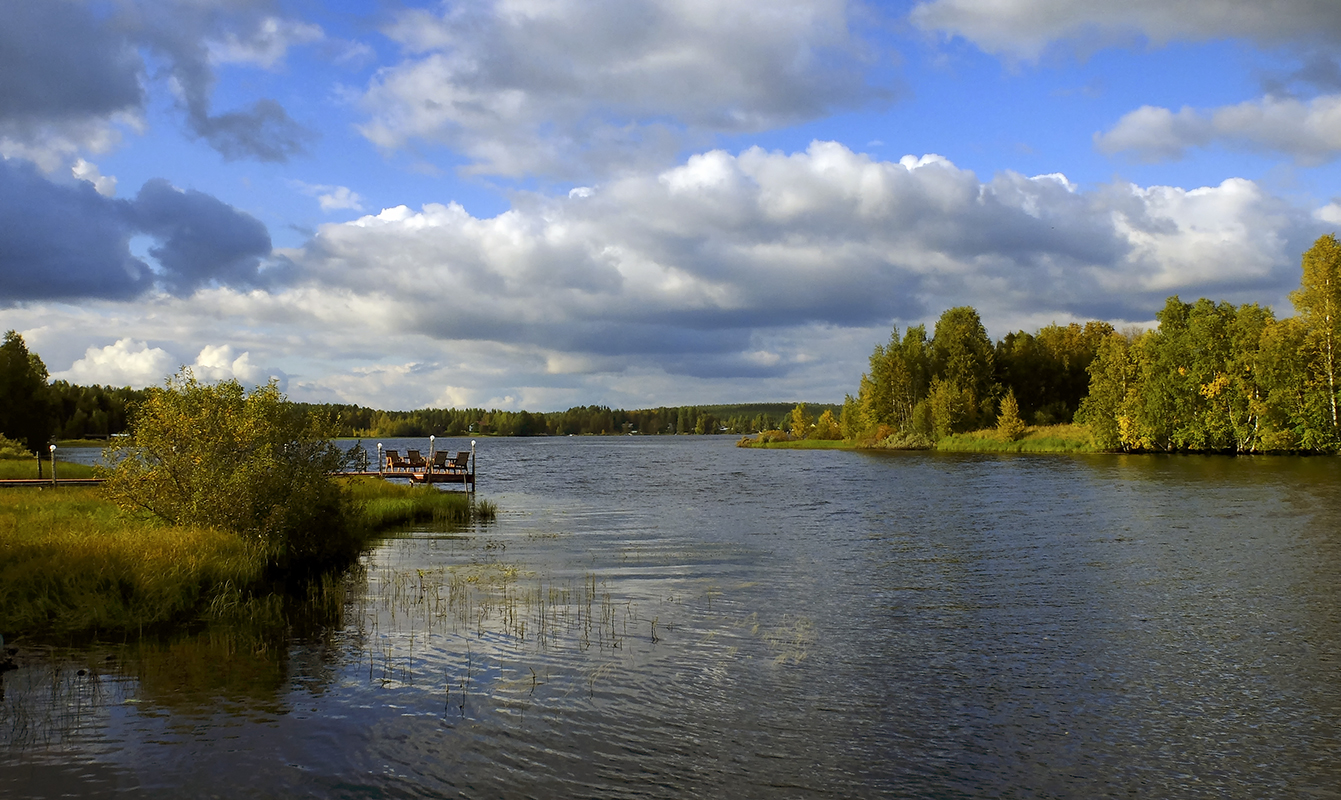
[4,436,1340,798]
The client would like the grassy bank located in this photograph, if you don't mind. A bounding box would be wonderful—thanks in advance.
[0,479,495,641]
[935,424,1097,453]
[736,436,856,450]
[738,423,1098,453]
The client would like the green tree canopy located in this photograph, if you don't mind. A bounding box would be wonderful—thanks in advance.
[0,330,53,453]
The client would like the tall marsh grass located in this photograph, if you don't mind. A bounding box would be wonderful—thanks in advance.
[0,478,496,641]
[0,487,264,637]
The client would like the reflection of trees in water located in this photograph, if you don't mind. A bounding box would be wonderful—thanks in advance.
[0,568,361,748]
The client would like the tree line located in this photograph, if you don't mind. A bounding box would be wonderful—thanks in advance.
[832,234,1341,453]
[300,402,836,439]
[0,335,835,453]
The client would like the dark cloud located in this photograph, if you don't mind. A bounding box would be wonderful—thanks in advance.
[0,0,316,164]
[0,158,151,301]
[0,159,273,303]
[189,98,315,163]
[0,0,143,125]
[130,179,272,295]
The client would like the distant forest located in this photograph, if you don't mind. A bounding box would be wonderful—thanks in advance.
[0,347,840,447]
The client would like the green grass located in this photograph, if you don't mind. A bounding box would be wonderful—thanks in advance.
[736,436,855,450]
[0,457,98,480]
[738,423,1098,453]
[0,477,497,641]
[935,423,1097,453]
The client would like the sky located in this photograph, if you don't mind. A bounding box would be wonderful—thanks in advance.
[4,0,1341,411]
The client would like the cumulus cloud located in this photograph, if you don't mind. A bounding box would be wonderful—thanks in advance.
[53,338,175,387]
[190,344,266,383]
[282,142,1322,382]
[359,0,881,177]
[52,338,269,388]
[910,0,1341,59]
[0,158,272,302]
[1097,94,1341,164]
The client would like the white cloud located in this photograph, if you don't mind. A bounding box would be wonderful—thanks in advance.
[358,0,878,177]
[1097,94,1341,164]
[71,158,117,196]
[290,142,1320,366]
[293,181,365,212]
[190,344,265,384]
[0,115,133,174]
[1314,202,1341,225]
[207,17,324,70]
[911,0,1341,60]
[53,338,174,387]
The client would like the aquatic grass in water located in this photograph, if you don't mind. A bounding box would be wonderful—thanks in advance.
[344,477,497,529]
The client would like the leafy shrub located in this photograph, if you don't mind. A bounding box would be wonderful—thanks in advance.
[0,433,30,460]
[101,370,351,568]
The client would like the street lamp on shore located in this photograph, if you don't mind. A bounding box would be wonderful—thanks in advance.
[377,443,383,477]
[49,444,56,488]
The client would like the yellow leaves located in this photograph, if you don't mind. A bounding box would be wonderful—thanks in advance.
[1199,373,1231,400]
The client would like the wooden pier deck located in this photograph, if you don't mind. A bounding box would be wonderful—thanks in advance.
[336,470,475,488]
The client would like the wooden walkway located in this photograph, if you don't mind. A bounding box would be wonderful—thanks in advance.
[337,470,475,488]
[0,478,104,488]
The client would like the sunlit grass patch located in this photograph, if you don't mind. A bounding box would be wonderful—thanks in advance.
[0,478,498,641]
[935,423,1096,453]
[0,487,264,637]
[344,477,497,529]
[0,459,97,480]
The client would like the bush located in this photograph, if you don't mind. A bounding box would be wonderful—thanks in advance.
[101,370,352,568]
[0,433,30,460]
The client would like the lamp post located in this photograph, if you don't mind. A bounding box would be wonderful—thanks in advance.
[428,435,436,478]
[470,439,476,493]
[49,444,56,488]
[377,443,383,477]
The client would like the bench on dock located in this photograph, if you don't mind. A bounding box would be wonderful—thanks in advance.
[433,451,470,473]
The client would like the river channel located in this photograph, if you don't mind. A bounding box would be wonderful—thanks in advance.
[3,436,1340,798]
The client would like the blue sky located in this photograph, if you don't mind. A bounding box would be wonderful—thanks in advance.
[4,0,1341,411]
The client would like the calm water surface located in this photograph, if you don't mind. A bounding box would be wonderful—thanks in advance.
[3,437,1340,798]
